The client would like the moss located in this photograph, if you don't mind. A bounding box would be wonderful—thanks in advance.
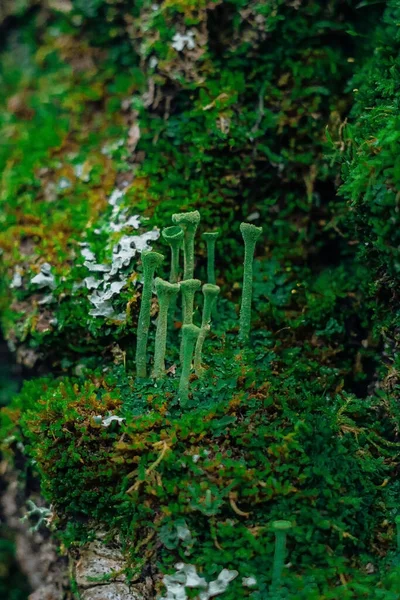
[2,354,400,596]
[2,2,400,598]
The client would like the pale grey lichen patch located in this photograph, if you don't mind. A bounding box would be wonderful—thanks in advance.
[80,244,97,263]
[101,139,125,157]
[57,177,72,191]
[38,294,55,306]
[109,212,141,233]
[76,188,160,320]
[242,576,257,588]
[84,276,101,290]
[83,230,159,320]
[10,266,23,288]
[31,263,56,290]
[88,280,127,318]
[92,415,126,427]
[74,163,92,182]
[172,31,196,52]
[160,564,238,600]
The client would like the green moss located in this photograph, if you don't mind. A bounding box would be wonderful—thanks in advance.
[2,2,400,597]
[2,354,400,596]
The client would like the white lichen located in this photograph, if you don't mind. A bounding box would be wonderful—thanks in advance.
[242,576,257,588]
[57,177,72,190]
[159,564,238,600]
[93,415,126,427]
[10,266,23,288]
[172,31,196,52]
[31,263,56,289]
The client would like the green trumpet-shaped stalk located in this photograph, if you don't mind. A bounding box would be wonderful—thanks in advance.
[179,324,200,405]
[270,520,292,592]
[172,210,200,280]
[135,250,164,378]
[239,222,262,344]
[162,225,184,283]
[194,283,220,376]
[179,278,201,362]
[202,231,219,284]
[152,278,180,379]
[180,278,201,325]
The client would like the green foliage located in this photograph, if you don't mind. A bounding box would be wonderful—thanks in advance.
[2,357,400,595]
[1,0,400,597]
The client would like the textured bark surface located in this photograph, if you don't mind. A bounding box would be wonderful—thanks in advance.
[0,460,70,600]
[1,459,156,600]
[74,536,154,600]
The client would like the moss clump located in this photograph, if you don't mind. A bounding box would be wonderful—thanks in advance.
[2,2,400,598]
[2,358,400,596]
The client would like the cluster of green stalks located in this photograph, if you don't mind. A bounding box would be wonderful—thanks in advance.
[135,211,262,403]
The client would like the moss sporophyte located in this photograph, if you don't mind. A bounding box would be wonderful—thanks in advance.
[135,250,164,379]
[172,210,200,280]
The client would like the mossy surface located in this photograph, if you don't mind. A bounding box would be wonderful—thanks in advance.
[1,1,400,599]
[2,347,400,597]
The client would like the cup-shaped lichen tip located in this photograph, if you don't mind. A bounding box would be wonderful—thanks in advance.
[155,277,180,297]
[240,222,262,244]
[162,225,184,245]
[172,210,201,230]
[271,520,292,532]
[180,278,201,326]
[202,231,219,241]
[142,249,165,270]
[180,278,202,293]
[203,283,220,298]
[182,323,201,342]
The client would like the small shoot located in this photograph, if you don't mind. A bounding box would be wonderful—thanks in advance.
[152,278,180,379]
[239,222,262,344]
[270,520,292,592]
[172,210,200,280]
[179,324,200,405]
[194,283,220,377]
[202,231,219,284]
[135,250,164,379]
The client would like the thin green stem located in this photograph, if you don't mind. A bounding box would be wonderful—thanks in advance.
[202,231,219,284]
[179,324,200,405]
[270,520,291,592]
[162,225,183,283]
[194,284,220,376]
[239,223,262,344]
[135,251,164,379]
[152,278,180,379]
[179,279,201,362]
[172,211,200,280]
